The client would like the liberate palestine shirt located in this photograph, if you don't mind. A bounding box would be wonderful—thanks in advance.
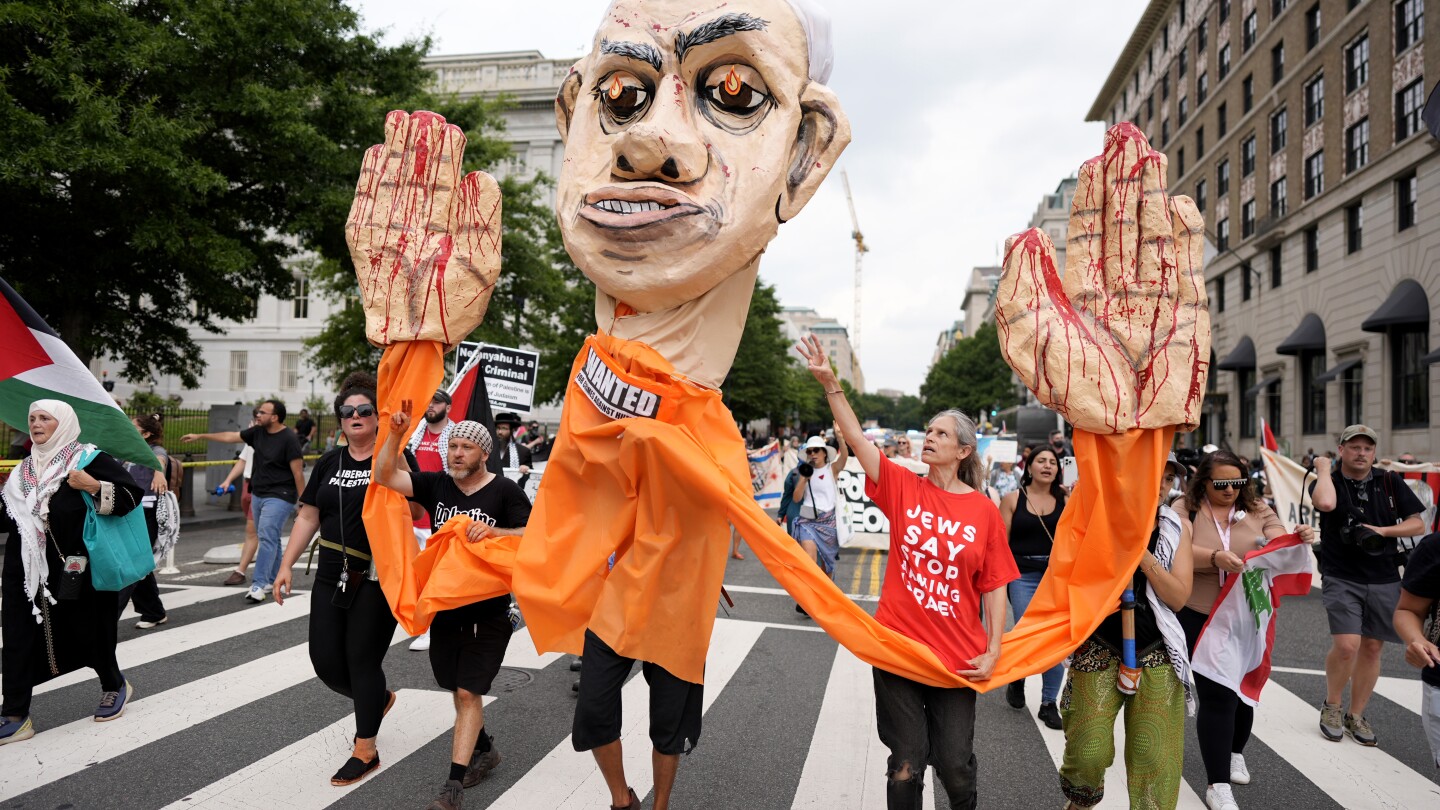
[300,446,417,586]
[410,471,531,620]
[866,455,1018,672]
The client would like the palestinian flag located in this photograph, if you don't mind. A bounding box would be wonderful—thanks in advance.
[447,352,495,437]
[1191,533,1313,706]
[0,277,160,470]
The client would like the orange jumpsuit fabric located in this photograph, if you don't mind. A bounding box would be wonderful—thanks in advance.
[364,336,1175,690]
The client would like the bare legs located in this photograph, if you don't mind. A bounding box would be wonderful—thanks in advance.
[591,740,680,810]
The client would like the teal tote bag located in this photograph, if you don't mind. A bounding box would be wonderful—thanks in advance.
[76,448,156,591]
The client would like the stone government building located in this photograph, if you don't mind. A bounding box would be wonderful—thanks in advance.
[1090,0,1438,459]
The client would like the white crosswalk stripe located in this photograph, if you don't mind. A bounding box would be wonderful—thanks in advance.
[3,589,1438,809]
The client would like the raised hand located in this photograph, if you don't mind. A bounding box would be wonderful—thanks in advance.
[346,110,503,348]
[795,335,838,387]
[390,399,413,432]
[995,123,1210,433]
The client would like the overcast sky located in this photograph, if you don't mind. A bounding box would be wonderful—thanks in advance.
[349,0,1147,394]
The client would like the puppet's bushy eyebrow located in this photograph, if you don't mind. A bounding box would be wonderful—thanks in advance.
[600,37,663,71]
[674,13,769,63]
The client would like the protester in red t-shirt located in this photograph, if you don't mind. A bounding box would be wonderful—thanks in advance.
[798,335,1018,810]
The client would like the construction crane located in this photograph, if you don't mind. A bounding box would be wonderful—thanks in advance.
[841,170,868,359]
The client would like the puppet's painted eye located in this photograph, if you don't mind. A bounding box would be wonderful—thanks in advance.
[597,72,650,124]
[702,65,770,119]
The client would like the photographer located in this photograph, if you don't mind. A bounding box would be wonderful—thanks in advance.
[1309,425,1425,747]
[789,433,849,596]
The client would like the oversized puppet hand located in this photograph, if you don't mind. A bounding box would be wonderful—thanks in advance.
[346,110,502,348]
[995,123,1210,433]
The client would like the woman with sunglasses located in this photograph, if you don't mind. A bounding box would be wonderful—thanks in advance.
[999,447,1065,729]
[1176,449,1312,810]
[273,373,414,787]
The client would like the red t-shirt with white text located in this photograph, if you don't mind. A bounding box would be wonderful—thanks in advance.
[412,428,447,529]
[866,455,1019,673]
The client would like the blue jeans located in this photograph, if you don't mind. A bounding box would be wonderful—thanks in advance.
[250,495,296,588]
[1008,569,1064,704]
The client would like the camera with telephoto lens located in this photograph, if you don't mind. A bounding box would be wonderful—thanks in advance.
[797,462,814,478]
[1340,510,1391,556]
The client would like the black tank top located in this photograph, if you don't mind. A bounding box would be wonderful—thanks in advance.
[1009,488,1064,573]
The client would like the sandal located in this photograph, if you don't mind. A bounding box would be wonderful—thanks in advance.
[383,690,397,717]
[610,786,639,809]
[331,754,380,786]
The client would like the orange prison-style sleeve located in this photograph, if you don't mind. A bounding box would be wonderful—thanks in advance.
[727,427,1174,690]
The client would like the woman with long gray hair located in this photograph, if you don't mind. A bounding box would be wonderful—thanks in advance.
[798,336,1017,810]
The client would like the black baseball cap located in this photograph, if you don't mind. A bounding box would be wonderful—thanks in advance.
[431,390,451,404]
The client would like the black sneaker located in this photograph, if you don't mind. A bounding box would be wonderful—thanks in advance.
[1006,680,1025,709]
[1038,702,1063,730]
[426,779,464,810]
[462,738,500,787]
[795,603,810,619]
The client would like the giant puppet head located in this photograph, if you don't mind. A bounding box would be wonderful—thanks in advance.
[553,0,850,385]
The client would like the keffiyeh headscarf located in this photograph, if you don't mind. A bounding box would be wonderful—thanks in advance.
[1,400,92,621]
[407,419,456,474]
[449,420,493,455]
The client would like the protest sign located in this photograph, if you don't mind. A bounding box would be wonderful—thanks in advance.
[1261,448,1323,541]
[836,457,927,550]
[748,440,785,508]
[456,341,540,413]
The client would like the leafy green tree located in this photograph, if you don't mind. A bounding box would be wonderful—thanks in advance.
[723,278,796,426]
[0,0,509,386]
[921,320,1018,418]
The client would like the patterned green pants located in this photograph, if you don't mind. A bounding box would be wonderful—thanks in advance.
[1058,646,1186,809]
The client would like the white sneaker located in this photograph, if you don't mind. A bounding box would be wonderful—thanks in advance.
[1229,753,1250,785]
[409,633,431,652]
[260,583,273,593]
[244,586,266,603]
[1205,783,1239,810]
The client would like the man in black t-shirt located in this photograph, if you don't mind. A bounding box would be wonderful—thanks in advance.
[376,415,529,809]
[1308,424,1425,746]
[1395,532,1440,770]
[184,400,304,602]
[294,409,318,454]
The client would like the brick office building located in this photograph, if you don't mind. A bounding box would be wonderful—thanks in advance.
[1088,0,1437,459]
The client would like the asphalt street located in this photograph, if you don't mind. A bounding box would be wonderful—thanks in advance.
[1,520,1437,809]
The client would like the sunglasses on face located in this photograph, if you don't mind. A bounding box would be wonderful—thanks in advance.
[1210,478,1247,490]
[338,404,376,419]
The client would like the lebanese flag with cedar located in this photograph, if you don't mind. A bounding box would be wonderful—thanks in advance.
[0,276,159,470]
[1191,533,1313,706]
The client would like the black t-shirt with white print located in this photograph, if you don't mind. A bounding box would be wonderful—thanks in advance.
[300,446,416,586]
[410,470,531,620]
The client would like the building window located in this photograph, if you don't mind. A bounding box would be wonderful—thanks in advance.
[1197,71,1209,103]
[1181,0,1188,24]
[1179,96,1189,125]
[291,276,309,319]
[1270,244,1283,288]
[1302,349,1327,434]
[1396,79,1424,141]
[1346,202,1363,253]
[1397,172,1418,231]
[1197,125,1206,156]
[1273,0,1289,16]
[1147,94,1155,122]
[1240,368,1257,438]
[1243,74,1255,112]
[1217,217,1231,251]
[1219,43,1231,80]
[1345,34,1369,93]
[1163,24,1171,53]
[1304,226,1319,272]
[229,351,248,390]
[1305,4,1321,49]
[1343,360,1364,426]
[1162,73,1170,101]
[1148,48,1154,74]
[1272,42,1285,82]
[280,351,300,391]
[1196,178,1208,212]
[1199,17,1209,51]
[1243,10,1258,51]
[1218,102,1228,137]
[1242,135,1256,176]
[1178,146,1186,175]
[1218,159,1230,195]
[1345,119,1369,173]
[1179,45,1189,77]
[1304,151,1324,198]
[1266,378,1283,436]
[1270,107,1288,153]
[1215,274,1227,312]
[1161,117,1170,145]
[1396,0,1424,53]
[1242,199,1256,238]
[1242,261,1254,299]
[1392,325,1430,428]
[1304,74,1324,126]
[1271,176,1288,217]
[1221,0,1231,22]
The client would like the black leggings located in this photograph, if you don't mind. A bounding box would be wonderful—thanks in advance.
[118,508,166,623]
[309,579,398,739]
[1178,607,1254,785]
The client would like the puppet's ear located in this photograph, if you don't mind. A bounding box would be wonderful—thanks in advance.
[555,64,584,144]
[777,84,851,222]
